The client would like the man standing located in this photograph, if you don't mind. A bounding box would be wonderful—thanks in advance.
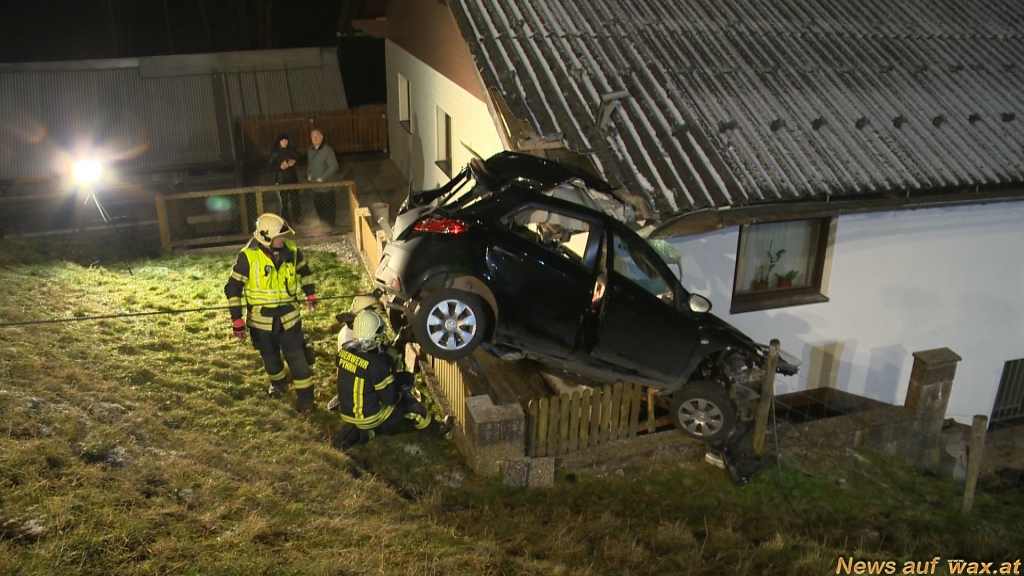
[306,128,339,227]
[329,310,450,448]
[225,213,319,412]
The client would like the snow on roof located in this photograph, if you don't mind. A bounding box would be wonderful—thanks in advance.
[449,0,1024,217]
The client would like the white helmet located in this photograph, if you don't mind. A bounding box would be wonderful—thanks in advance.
[253,213,294,247]
[352,309,387,344]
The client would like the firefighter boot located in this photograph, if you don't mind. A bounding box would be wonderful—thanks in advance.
[268,380,288,399]
[295,386,315,414]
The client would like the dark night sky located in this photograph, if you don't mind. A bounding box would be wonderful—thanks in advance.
[0,0,346,63]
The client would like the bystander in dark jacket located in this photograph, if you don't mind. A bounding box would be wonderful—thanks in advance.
[267,133,302,223]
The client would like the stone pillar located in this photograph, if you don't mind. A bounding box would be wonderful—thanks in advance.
[903,348,962,468]
[461,395,526,475]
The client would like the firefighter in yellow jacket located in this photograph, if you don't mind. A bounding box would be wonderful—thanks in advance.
[225,213,318,412]
[329,309,450,448]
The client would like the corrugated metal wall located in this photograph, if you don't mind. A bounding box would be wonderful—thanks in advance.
[0,48,346,181]
[451,0,1024,216]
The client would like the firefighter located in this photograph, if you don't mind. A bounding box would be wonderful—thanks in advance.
[329,309,450,448]
[335,293,387,351]
[225,213,319,413]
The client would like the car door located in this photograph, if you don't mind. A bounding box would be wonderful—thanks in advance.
[485,204,600,357]
[590,229,700,380]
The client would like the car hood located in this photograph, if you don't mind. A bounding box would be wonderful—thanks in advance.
[698,312,760,349]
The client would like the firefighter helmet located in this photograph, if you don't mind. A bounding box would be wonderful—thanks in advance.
[253,213,294,247]
[351,295,380,313]
[353,310,387,343]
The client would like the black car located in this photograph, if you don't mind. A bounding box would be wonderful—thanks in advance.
[374,152,799,441]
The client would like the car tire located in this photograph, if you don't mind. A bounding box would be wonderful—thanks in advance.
[412,288,489,360]
[670,381,737,442]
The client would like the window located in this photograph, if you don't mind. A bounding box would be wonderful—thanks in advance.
[611,233,674,305]
[504,207,593,266]
[436,107,452,177]
[398,74,411,132]
[731,218,833,313]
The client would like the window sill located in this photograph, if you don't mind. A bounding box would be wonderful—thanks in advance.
[435,160,452,178]
[730,289,829,314]
[399,120,411,134]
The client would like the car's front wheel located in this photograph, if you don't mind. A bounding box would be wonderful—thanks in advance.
[412,288,489,360]
[670,381,737,442]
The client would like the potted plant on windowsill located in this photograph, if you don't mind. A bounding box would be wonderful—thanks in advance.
[751,244,785,291]
[775,269,799,288]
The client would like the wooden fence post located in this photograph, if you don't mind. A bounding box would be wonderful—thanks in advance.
[628,384,642,438]
[569,391,581,452]
[559,393,571,454]
[590,387,604,447]
[647,387,657,434]
[962,414,989,514]
[536,398,549,457]
[527,400,539,457]
[154,195,172,254]
[547,395,560,457]
[752,339,780,457]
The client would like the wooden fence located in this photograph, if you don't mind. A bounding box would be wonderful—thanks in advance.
[238,105,388,161]
[427,356,471,429]
[349,185,386,275]
[527,382,651,457]
[153,181,354,252]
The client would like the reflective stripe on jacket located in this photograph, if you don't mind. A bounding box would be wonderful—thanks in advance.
[336,347,399,429]
[224,239,314,332]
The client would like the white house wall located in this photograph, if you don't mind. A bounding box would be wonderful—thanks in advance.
[385,41,505,191]
[668,201,1024,424]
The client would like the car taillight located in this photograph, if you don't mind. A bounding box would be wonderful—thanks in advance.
[413,216,468,234]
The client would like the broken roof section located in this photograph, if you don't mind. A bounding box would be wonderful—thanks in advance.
[448,0,1024,221]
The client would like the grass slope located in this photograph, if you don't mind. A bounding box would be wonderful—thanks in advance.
[0,236,1021,575]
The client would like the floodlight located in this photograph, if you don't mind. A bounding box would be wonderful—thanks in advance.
[72,159,103,185]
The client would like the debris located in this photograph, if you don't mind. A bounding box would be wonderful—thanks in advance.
[704,450,726,469]
[402,443,424,456]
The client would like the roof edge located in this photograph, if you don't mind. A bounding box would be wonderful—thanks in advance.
[651,188,1024,238]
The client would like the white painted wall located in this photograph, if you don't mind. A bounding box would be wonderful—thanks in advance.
[668,201,1024,424]
[385,41,505,191]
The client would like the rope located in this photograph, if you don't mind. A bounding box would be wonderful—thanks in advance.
[0,292,376,328]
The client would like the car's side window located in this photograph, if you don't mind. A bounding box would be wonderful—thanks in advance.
[504,207,592,265]
[610,233,674,304]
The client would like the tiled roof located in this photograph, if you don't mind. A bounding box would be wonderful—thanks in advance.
[449,0,1024,217]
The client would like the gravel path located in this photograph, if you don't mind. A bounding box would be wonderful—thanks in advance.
[303,235,361,266]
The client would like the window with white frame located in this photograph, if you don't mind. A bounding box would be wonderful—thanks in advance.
[436,106,452,177]
[398,74,411,132]
[731,218,833,313]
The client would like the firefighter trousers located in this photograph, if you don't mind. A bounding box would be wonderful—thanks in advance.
[252,317,312,390]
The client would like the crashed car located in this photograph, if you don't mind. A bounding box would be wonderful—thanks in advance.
[374,152,798,441]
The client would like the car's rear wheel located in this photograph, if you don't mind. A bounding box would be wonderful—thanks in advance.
[412,288,489,360]
[670,381,737,442]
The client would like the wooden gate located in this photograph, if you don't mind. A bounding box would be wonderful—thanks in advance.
[527,383,651,457]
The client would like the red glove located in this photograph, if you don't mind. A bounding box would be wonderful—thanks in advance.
[306,293,318,312]
[232,318,246,339]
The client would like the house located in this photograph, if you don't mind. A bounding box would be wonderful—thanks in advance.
[368,0,1024,425]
